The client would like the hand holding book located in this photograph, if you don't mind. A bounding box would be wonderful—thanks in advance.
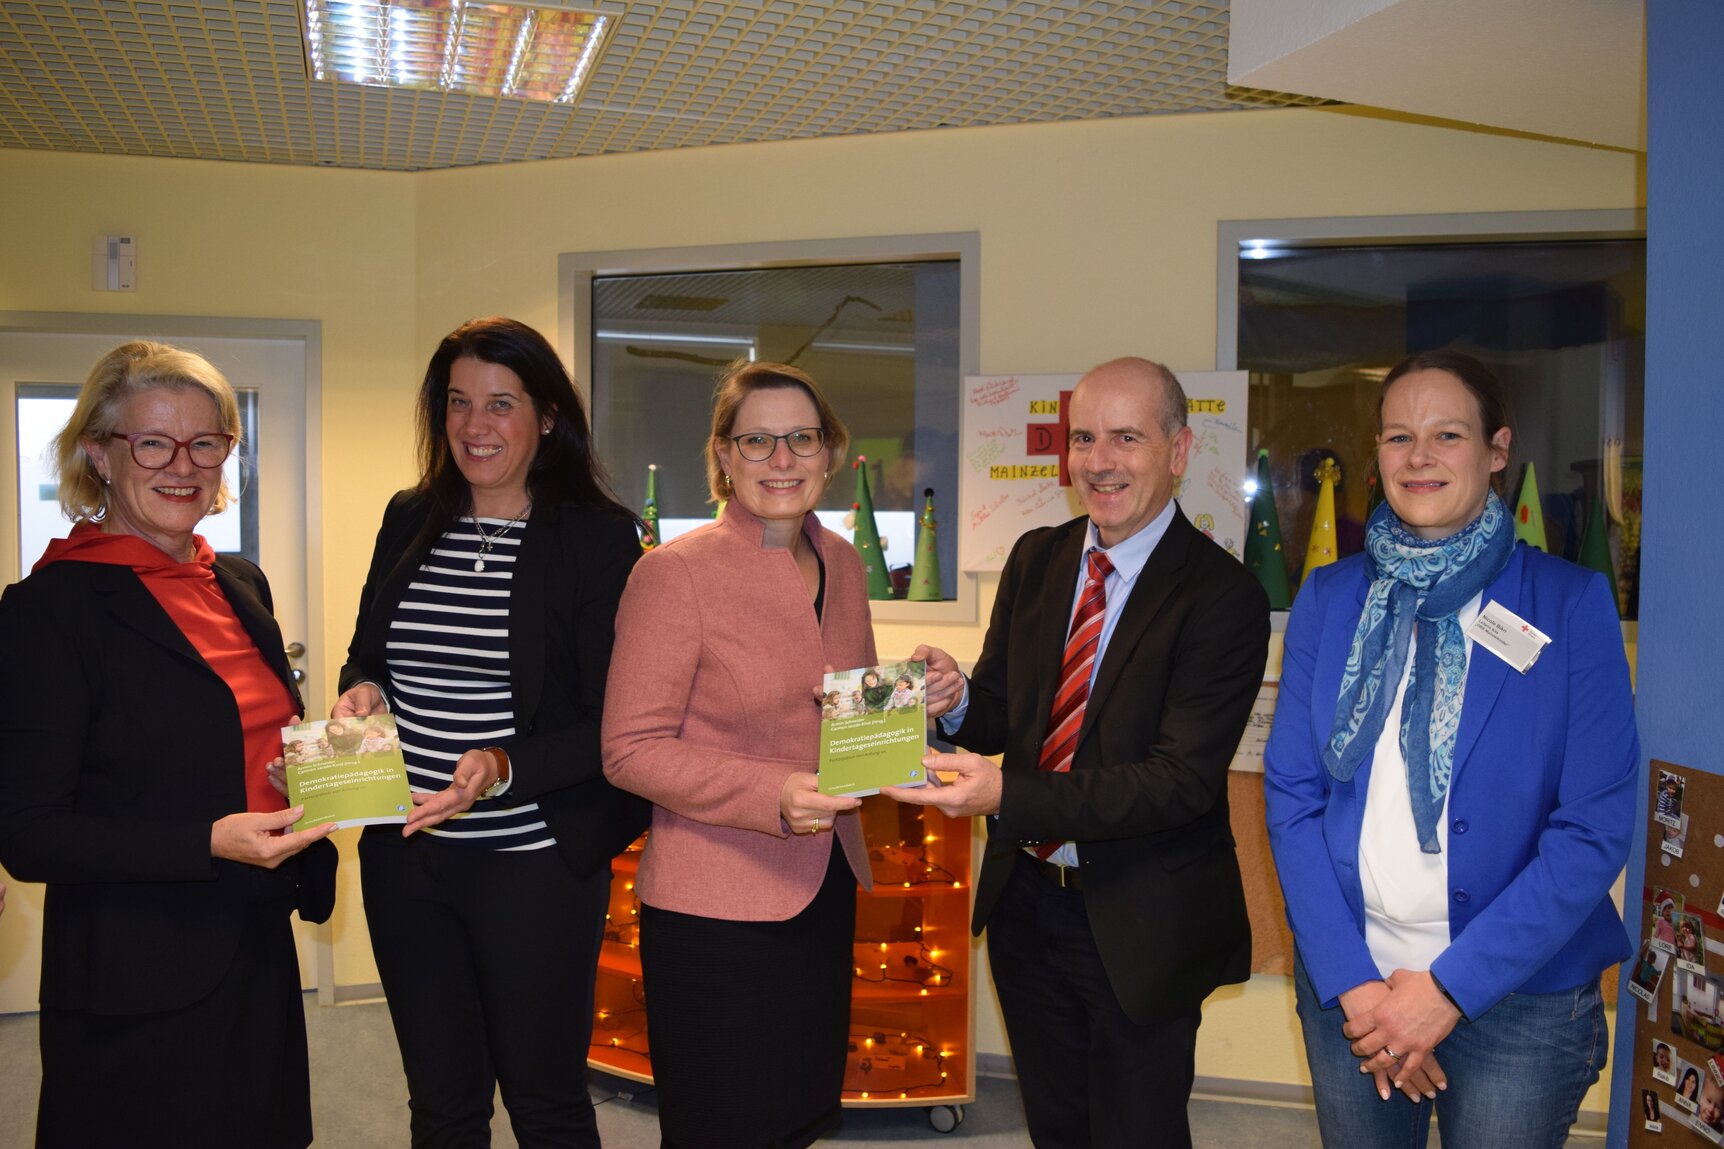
[881,751,1001,818]
[909,644,966,720]
[781,771,862,834]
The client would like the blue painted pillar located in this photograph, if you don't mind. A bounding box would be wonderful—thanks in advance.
[1609,4,1724,1144]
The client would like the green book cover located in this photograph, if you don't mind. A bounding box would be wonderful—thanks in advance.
[282,714,413,831]
[818,660,929,797]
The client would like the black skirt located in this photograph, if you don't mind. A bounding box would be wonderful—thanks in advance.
[639,845,858,1149]
[35,888,312,1149]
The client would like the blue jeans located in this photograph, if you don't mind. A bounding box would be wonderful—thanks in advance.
[1293,953,1606,1148]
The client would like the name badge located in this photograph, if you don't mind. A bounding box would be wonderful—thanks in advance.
[1464,600,1551,674]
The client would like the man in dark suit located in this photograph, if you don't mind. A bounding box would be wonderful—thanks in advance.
[889,357,1270,1148]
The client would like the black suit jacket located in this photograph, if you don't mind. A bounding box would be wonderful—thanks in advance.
[0,553,337,1015]
[954,510,1270,1025]
[339,491,649,876]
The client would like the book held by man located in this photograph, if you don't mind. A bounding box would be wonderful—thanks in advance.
[281,713,412,831]
[818,659,929,797]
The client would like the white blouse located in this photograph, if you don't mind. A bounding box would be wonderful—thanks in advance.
[1358,594,1481,976]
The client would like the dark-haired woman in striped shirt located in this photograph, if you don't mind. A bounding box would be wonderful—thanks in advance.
[336,317,647,1148]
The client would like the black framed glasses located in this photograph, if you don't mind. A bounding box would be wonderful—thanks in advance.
[109,430,235,470]
[729,427,826,462]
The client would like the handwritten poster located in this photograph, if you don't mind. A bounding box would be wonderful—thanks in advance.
[1227,682,1279,774]
[958,370,1249,572]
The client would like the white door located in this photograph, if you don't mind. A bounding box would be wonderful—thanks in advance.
[0,322,321,1013]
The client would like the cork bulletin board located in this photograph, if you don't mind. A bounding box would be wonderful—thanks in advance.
[1629,760,1724,1145]
[1230,768,1294,975]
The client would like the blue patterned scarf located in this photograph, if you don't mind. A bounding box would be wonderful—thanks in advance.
[1323,490,1513,853]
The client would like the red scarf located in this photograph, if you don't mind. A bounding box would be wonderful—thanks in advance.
[37,522,299,813]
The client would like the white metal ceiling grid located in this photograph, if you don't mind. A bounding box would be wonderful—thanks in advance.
[0,1,1326,171]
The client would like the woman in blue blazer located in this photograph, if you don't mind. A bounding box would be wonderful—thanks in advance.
[1265,350,1637,1148]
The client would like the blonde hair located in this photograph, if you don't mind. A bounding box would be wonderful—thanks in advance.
[704,359,850,503]
[54,341,242,522]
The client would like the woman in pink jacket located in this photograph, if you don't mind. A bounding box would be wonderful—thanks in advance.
[603,360,875,1148]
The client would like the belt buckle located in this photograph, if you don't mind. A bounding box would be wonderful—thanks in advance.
[1056,863,1072,888]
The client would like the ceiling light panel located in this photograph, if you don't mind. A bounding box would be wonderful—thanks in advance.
[302,0,611,104]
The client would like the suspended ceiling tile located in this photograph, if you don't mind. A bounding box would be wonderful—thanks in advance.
[0,0,1326,171]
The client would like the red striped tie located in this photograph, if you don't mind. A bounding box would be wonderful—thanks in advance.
[1034,548,1113,860]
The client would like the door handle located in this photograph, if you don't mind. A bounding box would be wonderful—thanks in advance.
[285,642,306,660]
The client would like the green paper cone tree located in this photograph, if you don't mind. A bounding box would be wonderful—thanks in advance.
[640,463,660,551]
[851,456,894,600]
[1514,462,1548,551]
[1242,451,1292,609]
[1577,491,1620,615]
[908,487,943,602]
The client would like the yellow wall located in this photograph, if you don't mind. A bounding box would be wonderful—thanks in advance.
[0,105,1639,1103]
[412,104,1639,675]
[0,147,421,991]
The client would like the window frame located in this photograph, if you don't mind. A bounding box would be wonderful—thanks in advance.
[1214,208,1646,633]
[560,232,982,622]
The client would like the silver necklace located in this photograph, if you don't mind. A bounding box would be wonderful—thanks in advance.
[472,503,530,572]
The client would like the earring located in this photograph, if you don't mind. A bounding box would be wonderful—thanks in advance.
[722,473,732,490]
[540,427,550,436]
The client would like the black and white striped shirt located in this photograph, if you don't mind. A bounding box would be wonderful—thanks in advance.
[385,517,554,851]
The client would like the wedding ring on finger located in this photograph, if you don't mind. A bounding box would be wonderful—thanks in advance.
[1384,1047,1402,1062]
[812,817,821,833]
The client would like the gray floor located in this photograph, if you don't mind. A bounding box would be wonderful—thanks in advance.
[0,996,1597,1147]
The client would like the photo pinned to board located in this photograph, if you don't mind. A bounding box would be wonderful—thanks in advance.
[1643,1086,1663,1133]
[1676,1055,1704,1114]
[1653,887,1686,953]
[1678,913,1711,976]
[1655,1037,1680,1085]
[1674,966,1724,1053]
[1664,813,1691,859]
[1632,940,1673,1013]
[1700,1055,1724,1142]
[1657,768,1689,829]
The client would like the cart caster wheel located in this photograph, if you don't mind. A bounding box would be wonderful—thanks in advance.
[927,1104,964,1133]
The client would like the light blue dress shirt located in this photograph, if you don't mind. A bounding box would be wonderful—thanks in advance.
[942,500,1181,867]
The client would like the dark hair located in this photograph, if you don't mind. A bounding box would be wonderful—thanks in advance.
[1378,349,1515,495]
[411,317,634,551]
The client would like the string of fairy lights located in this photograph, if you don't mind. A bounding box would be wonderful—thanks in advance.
[591,812,966,1095]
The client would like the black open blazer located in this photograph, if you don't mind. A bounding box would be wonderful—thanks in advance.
[0,553,336,1015]
[339,490,648,875]
[953,510,1271,1025]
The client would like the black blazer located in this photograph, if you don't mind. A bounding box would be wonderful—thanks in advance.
[0,554,336,1015]
[954,510,1270,1025]
[339,491,649,876]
